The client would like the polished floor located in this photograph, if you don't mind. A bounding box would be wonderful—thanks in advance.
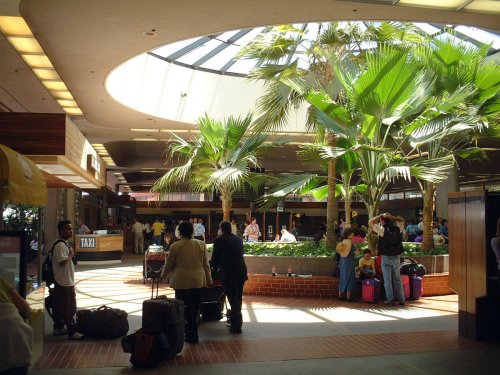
[31,255,500,374]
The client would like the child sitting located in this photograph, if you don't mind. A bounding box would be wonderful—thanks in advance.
[358,249,376,278]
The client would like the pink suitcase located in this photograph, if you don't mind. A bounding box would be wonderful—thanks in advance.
[401,274,411,299]
[362,278,380,303]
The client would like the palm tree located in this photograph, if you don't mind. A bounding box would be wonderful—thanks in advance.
[403,35,500,250]
[152,114,283,221]
[240,22,425,247]
[279,43,458,250]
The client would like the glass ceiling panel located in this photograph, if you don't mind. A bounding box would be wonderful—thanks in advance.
[413,22,441,35]
[176,39,223,65]
[455,26,500,49]
[152,39,198,58]
[199,44,240,71]
[146,22,499,77]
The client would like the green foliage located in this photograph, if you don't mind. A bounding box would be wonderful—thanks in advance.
[207,241,335,257]
[207,240,448,257]
[2,204,39,235]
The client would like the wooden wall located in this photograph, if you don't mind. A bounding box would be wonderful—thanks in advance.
[448,190,494,340]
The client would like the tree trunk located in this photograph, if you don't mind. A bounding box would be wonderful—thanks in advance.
[326,132,337,249]
[345,193,351,228]
[365,203,379,253]
[220,186,233,221]
[421,182,435,252]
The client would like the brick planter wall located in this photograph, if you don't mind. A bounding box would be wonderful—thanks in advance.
[243,273,453,298]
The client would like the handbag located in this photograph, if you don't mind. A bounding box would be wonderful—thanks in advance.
[77,305,129,339]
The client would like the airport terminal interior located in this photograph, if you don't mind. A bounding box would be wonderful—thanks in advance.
[1,0,500,374]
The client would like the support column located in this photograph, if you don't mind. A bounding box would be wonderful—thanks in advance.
[436,165,459,220]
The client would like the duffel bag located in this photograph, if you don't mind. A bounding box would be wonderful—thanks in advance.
[401,257,426,277]
[77,305,129,339]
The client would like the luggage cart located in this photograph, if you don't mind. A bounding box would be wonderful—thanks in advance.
[143,245,167,283]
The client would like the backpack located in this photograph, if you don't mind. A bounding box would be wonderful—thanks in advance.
[41,239,66,286]
[378,224,403,256]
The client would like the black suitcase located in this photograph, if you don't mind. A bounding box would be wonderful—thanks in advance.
[142,272,185,358]
[200,285,225,321]
[200,301,223,321]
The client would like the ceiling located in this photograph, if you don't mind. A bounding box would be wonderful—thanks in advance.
[0,0,499,193]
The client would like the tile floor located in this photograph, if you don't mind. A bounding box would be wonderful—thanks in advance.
[31,256,500,374]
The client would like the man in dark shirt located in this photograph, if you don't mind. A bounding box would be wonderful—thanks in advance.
[211,220,248,334]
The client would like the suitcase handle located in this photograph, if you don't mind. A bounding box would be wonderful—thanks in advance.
[150,270,162,299]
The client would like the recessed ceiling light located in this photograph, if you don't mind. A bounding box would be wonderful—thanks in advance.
[142,29,158,37]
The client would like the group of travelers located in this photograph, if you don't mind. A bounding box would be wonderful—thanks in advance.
[336,213,415,306]
[404,217,448,245]
[36,218,248,349]
[160,220,248,342]
[128,217,207,254]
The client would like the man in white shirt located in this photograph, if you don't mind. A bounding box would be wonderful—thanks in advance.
[131,218,144,254]
[52,220,83,340]
[194,218,206,242]
[280,229,297,242]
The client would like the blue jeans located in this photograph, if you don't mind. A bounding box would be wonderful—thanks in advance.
[153,235,162,246]
[381,255,405,303]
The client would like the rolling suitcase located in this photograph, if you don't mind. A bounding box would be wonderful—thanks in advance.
[409,275,423,300]
[142,272,184,359]
[362,278,380,303]
[401,274,411,299]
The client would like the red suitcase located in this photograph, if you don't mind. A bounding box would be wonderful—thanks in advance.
[362,278,380,303]
[401,274,411,299]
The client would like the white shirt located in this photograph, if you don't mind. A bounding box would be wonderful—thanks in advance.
[52,240,75,287]
[193,223,205,237]
[280,230,297,242]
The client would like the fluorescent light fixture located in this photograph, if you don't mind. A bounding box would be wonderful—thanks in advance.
[42,81,68,90]
[57,99,78,107]
[0,16,84,116]
[141,170,158,173]
[33,68,60,80]
[0,16,31,35]
[132,138,162,141]
[130,128,160,132]
[465,0,500,13]
[51,91,74,100]
[398,0,464,8]
[63,107,83,115]
[21,54,52,68]
[7,36,43,53]
[160,129,188,133]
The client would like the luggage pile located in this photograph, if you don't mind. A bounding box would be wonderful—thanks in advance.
[121,272,184,368]
[360,256,425,303]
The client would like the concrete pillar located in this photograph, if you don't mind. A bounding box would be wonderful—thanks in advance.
[436,165,459,220]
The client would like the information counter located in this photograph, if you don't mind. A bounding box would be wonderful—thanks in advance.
[75,234,123,264]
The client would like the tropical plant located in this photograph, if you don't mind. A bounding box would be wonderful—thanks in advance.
[240,22,426,247]
[404,35,500,250]
[152,114,283,220]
